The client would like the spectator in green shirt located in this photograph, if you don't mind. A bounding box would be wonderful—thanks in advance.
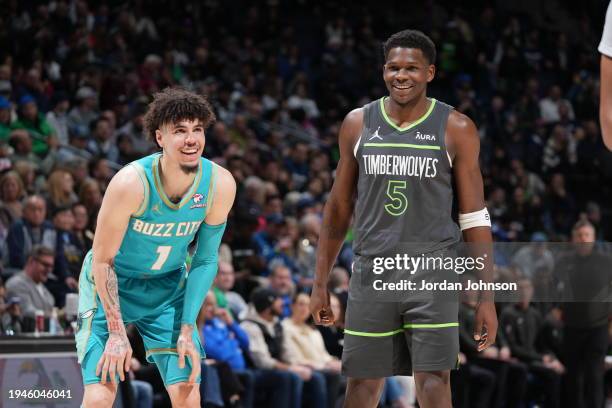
[10,94,56,157]
[0,96,11,142]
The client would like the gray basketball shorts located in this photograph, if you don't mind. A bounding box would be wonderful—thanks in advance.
[342,252,460,378]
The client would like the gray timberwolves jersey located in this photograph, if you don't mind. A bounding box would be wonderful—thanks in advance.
[352,97,461,257]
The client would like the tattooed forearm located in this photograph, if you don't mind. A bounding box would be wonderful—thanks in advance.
[97,263,124,334]
[106,266,119,307]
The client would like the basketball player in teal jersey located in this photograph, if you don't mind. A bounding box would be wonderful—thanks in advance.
[76,88,236,407]
[311,30,497,407]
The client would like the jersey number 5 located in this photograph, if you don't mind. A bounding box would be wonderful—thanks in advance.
[385,180,408,216]
[152,245,172,270]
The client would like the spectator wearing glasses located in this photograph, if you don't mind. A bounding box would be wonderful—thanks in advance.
[4,245,55,320]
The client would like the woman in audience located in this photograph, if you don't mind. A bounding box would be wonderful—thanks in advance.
[283,292,342,408]
[45,169,78,213]
[0,170,25,220]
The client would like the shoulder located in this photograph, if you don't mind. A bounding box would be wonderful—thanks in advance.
[446,110,479,156]
[103,165,144,212]
[212,163,236,193]
[341,108,365,135]
[447,110,478,137]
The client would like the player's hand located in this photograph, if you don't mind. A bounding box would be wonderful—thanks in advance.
[96,332,132,385]
[474,301,497,352]
[177,324,201,384]
[310,283,334,326]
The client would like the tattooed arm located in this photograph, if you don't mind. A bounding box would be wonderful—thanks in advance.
[310,108,361,325]
[90,165,144,385]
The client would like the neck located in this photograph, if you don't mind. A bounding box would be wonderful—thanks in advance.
[386,92,429,123]
[260,311,274,322]
[291,315,303,325]
[159,153,197,199]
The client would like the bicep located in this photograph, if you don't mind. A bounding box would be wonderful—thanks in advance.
[328,110,362,203]
[91,168,143,264]
[449,115,486,213]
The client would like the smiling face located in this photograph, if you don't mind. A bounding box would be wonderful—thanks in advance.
[155,119,205,174]
[383,47,434,106]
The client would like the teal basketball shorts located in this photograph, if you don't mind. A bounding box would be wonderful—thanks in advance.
[75,251,204,386]
[342,251,460,378]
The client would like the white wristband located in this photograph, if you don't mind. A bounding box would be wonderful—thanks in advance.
[458,208,491,231]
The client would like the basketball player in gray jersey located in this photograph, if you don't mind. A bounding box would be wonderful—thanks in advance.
[311,30,498,408]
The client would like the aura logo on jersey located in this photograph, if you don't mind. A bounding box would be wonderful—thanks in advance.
[415,131,436,141]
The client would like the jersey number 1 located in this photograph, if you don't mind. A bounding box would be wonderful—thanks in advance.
[152,245,172,270]
[385,180,408,216]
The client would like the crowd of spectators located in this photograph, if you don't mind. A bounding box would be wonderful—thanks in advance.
[0,0,610,407]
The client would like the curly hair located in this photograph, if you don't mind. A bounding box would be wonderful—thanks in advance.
[143,87,216,149]
[382,29,436,64]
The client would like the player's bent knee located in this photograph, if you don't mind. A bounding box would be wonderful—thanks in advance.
[82,383,118,408]
[167,382,200,407]
[414,370,450,391]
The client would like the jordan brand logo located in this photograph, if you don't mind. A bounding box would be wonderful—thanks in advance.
[368,126,382,141]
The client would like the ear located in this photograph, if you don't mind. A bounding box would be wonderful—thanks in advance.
[155,129,164,149]
[427,64,436,83]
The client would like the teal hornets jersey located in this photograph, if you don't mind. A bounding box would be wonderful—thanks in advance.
[113,153,216,278]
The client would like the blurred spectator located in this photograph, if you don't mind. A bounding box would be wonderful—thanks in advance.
[5,245,55,320]
[78,178,103,226]
[283,292,342,408]
[240,287,306,408]
[68,87,98,138]
[9,130,39,167]
[198,291,252,408]
[511,233,554,279]
[1,295,23,335]
[213,261,248,320]
[267,264,294,318]
[539,85,575,125]
[500,279,564,408]
[0,171,26,221]
[44,169,78,214]
[556,220,612,408]
[6,195,56,270]
[459,274,527,407]
[86,118,119,163]
[72,203,93,251]
[10,94,56,157]
[46,206,82,308]
[0,96,11,142]
[45,92,70,146]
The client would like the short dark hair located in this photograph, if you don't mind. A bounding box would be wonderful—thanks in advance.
[382,29,436,64]
[143,87,216,149]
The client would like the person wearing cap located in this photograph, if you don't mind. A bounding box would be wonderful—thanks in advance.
[240,287,326,408]
[68,86,98,138]
[510,232,554,280]
[10,94,56,156]
[0,96,12,142]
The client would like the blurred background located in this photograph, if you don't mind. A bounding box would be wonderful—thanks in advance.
[0,0,610,407]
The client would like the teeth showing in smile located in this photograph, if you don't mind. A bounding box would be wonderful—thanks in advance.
[182,150,198,154]
[394,85,412,90]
